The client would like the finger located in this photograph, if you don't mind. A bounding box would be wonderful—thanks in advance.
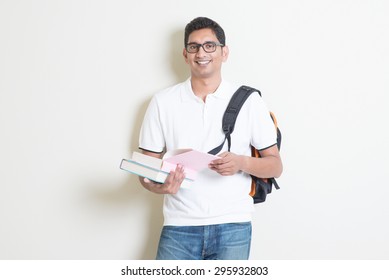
[217,151,229,158]
[174,177,183,184]
[165,165,185,188]
[173,171,185,184]
[176,164,185,173]
[164,172,176,186]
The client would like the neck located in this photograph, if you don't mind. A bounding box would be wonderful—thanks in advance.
[190,76,222,101]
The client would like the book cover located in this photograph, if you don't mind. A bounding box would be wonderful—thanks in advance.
[120,149,219,187]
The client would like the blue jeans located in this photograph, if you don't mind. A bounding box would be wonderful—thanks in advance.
[156,222,252,260]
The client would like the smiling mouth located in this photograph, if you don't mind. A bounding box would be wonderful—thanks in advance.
[196,60,211,65]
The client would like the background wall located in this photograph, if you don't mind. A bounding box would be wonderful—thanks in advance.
[1,0,388,259]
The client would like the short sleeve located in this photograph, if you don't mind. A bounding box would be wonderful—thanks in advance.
[139,96,165,153]
[248,93,277,150]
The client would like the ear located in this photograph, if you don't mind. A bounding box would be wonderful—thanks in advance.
[222,45,229,62]
[183,48,189,64]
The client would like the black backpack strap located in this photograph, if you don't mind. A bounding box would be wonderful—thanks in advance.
[208,134,229,155]
[208,86,260,155]
[270,178,280,190]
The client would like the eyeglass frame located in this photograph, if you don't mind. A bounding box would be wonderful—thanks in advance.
[185,41,225,53]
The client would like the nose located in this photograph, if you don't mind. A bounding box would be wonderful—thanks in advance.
[196,45,207,57]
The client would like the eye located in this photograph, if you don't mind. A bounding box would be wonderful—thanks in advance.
[204,43,215,50]
[187,44,198,52]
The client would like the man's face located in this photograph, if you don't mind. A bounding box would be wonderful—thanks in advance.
[183,28,229,79]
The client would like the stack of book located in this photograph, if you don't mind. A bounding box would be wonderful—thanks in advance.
[120,149,219,188]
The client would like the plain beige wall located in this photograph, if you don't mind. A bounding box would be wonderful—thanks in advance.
[1,0,389,259]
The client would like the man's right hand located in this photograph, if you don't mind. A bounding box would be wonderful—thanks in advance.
[139,164,186,194]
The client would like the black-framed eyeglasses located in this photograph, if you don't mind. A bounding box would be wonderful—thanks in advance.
[185,41,224,53]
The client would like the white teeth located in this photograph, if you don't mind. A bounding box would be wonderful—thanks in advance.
[197,61,210,65]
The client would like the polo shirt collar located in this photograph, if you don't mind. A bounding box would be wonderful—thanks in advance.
[181,78,230,102]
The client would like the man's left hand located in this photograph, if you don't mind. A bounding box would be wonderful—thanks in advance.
[208,152,242,176]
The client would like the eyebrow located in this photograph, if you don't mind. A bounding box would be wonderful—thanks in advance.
[187,41,217,45]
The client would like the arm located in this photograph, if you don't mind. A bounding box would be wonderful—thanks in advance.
[138,150,186,195]
[209,144,283,178]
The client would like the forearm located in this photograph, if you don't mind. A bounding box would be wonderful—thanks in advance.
[209,145,283,178]
[138,176,165,194]
[239,154,283,178]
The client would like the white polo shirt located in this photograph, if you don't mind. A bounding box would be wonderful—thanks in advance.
[139,78,277,226]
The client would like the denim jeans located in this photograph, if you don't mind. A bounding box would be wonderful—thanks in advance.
[156,222,252,260]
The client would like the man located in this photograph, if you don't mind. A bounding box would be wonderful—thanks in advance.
[138,17,282,260]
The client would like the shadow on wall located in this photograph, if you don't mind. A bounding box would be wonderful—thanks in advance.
[87,177,164,259]
[170,29,190,82]
[84,97,163,259]
[125,98,165,260]
[88,28,190,260]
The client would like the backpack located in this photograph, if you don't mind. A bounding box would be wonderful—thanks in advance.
[208,85,281,203]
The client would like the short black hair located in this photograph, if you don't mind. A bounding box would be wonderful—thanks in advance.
[184,17,226,46]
